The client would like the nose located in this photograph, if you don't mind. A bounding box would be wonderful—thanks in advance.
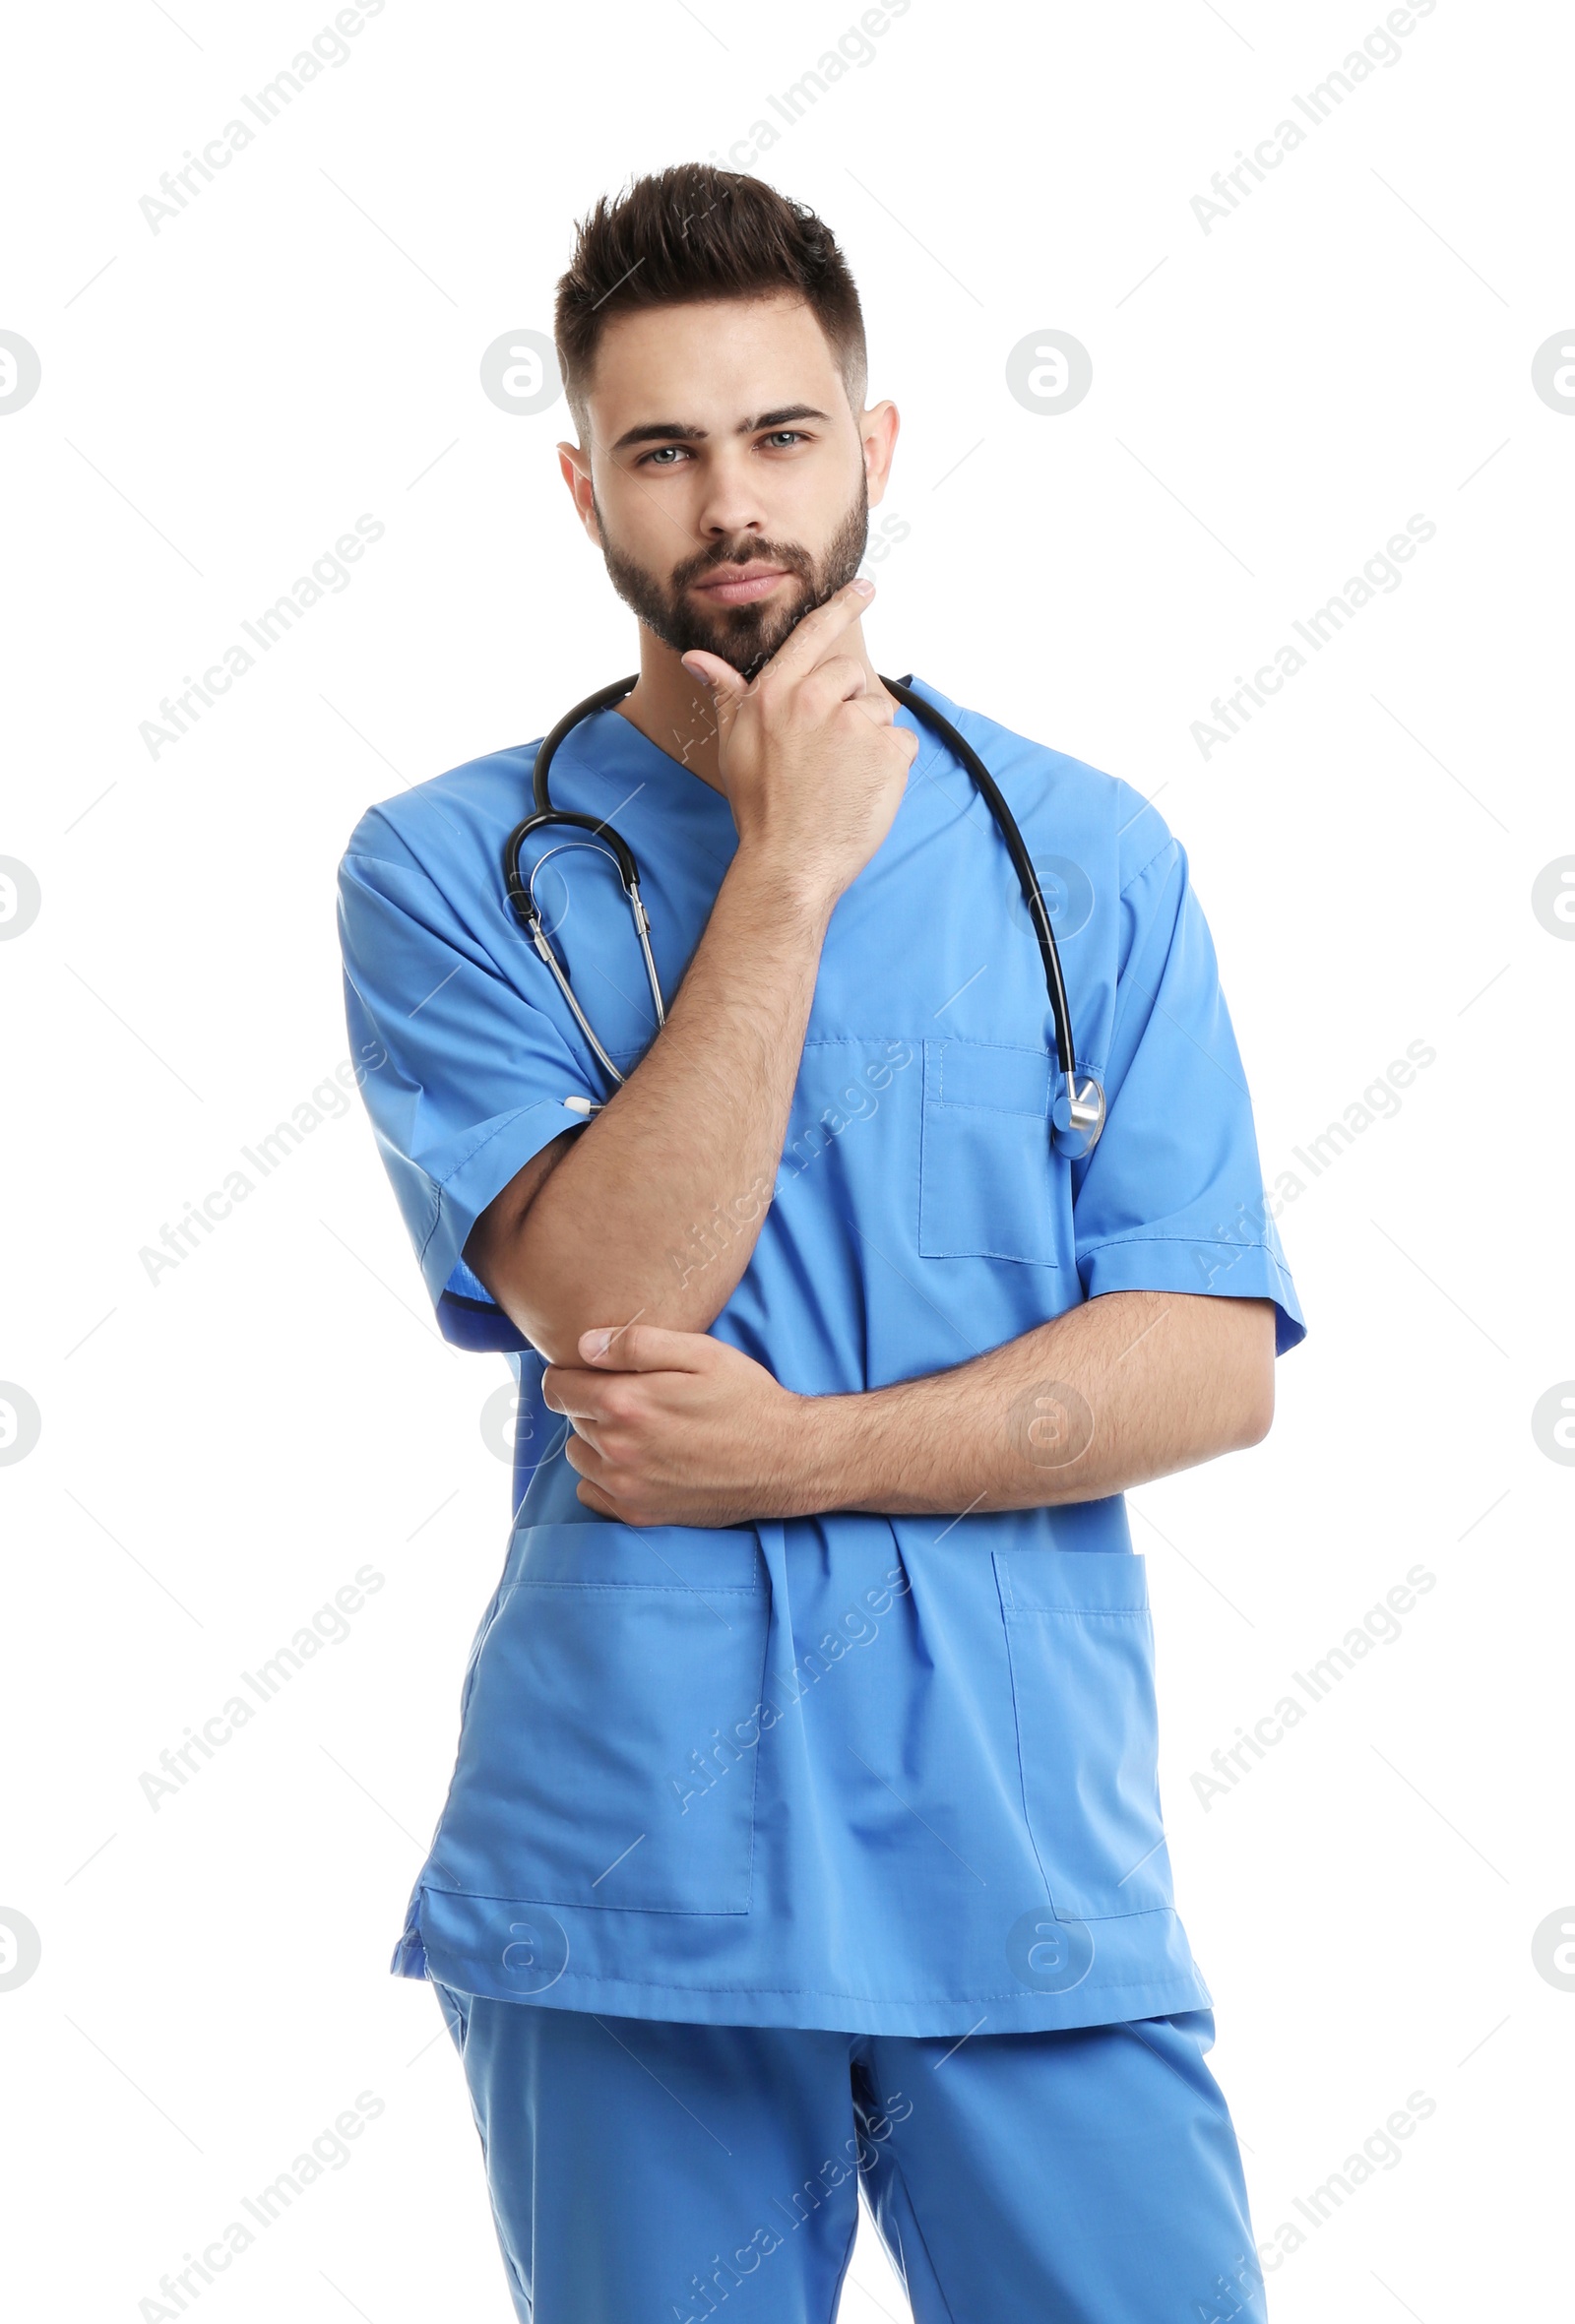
[690,450,773,548]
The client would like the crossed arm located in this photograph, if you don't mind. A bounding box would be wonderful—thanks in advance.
[463,837,1277,1529]
[536,1290,1274,1529]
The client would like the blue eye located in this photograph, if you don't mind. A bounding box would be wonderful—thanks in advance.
[636,431,810,467]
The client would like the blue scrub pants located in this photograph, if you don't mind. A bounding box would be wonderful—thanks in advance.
[432,1981,1268,2323]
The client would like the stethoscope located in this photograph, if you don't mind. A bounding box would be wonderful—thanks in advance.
[502,674,1106,1159]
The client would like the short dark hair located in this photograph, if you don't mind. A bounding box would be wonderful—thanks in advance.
[553,163,868,444]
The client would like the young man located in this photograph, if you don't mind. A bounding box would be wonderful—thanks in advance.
[338,163,1304,2323]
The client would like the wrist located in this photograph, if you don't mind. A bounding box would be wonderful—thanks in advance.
[726,839,841,933]
[779,1388,887,1516]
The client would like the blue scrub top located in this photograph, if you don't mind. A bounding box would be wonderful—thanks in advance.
[337,673,1305,2037]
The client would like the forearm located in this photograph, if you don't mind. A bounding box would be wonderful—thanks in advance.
[787,1291,1278,1517]
[488,847,831,1361]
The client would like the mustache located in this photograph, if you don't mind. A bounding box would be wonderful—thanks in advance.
[678,543,813,584]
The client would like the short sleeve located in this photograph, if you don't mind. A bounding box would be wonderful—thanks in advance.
[336,823,600,1352]
[1072,830,1306,1355]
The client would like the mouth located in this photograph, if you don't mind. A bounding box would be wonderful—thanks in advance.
[688,564,793,606]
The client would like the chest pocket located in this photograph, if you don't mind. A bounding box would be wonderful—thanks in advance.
[918,1037,1060,1266]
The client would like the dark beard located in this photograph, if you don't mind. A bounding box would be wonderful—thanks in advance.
[594,470,870,683]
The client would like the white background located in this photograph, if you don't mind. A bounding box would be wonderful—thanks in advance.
[2,1,1571,2316]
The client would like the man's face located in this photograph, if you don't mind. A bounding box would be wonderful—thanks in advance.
[563,293,893,682]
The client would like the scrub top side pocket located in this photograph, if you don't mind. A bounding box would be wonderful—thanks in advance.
[428,1522,772,1916]
[992,1548,1175,1920]
[918,1037,1061,1266]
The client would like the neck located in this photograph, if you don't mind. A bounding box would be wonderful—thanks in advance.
[612,620,888,792]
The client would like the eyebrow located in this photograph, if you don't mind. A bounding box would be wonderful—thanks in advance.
[609,403,832,453]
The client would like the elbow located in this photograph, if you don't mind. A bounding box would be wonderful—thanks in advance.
[527,1286,723,1368]
[519,1311,590,1370]
[1233,1361,1276,1450]
[465,1179,736,1365]
[487,1255,603,1369]
[464,1218,583,1369]
[1219,1300,1278,1452]
[487,1260,697,1370]
[501,1236,736,1361]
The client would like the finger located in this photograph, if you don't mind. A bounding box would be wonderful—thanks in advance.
[795,654,884,718]
[564,1432,608,1481]
[567,1438,640,1520]
[848,689,900,730]
[754,577,875,688]
[540,1363,623,1423]
[679,650,747,718]
[801,651,873,697]
[578,1322,714,1371]
[811,681,910,742]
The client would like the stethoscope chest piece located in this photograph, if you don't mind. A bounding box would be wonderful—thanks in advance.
[1051,1070,1106,1162]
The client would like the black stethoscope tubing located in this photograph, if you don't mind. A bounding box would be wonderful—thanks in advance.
[503,674,1102,1151]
